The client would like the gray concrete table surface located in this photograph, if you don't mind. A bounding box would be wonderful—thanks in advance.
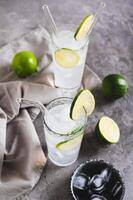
[0,0,133,200]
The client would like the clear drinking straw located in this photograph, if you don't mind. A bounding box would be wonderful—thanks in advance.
[42,4,57,35]
[17,98,58,124]
[87,1,106,37]
[17,98,48,115]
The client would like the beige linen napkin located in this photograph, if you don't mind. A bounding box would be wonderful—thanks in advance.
[0,27,101,200]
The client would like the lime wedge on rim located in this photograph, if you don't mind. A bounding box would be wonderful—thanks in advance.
[54,48,80,68]
[74,15,94,41]
[95,116,120,144]
[70,89,95,120]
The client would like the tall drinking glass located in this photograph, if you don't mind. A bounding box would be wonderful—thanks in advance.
[44,97,87,166]
[50,25,89,90]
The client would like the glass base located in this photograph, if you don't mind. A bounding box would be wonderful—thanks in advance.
[59,84,82,98]
[48,155,78,167]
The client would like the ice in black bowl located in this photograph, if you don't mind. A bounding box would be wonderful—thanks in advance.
[70,160,125,200]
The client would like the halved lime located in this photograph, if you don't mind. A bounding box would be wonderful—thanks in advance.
[70,89,95,120]
[74,15,94,41]
[56,134,83,151]
[95,116,120,144]
[54,48,80,68]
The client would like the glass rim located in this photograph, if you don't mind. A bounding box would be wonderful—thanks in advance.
[43,97,87,137]
[51,24,89,51]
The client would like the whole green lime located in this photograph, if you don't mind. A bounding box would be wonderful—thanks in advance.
[102,74,128,99]
[11,51,37,78]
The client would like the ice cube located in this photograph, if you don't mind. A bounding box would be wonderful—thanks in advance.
[91,194,107,200]
[73,173,89,190]
[100,168,112,183]
[89,175,105,193]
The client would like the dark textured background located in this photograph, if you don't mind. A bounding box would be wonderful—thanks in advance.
[0,0,133,199]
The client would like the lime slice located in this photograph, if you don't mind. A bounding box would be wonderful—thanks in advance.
[74,15,94,41]
[56,134,84,151]
[70,89,95,120]
[54,48,80,68]
[95,116,120,144]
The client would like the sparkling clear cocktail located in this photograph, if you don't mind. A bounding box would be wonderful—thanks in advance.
[51,26,89,89]
[44,97,86,166]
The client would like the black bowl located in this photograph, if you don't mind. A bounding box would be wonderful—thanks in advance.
[70,160,125,200]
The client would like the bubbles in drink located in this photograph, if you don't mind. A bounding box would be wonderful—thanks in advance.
[45,104,84,134]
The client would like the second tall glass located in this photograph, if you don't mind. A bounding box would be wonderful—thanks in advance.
[51,24,89,90]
